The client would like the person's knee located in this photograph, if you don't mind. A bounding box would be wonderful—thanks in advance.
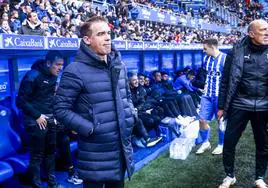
[200,118,206,125]
[199,119,207,128]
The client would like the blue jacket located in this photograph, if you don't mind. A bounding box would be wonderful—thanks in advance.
[173,75,197,92]
[54,41,136,181]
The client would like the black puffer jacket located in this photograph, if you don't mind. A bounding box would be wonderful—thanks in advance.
[16,60,57,124]
[53,41,136,181]
[218,37,268,114]
[131,85,153,111]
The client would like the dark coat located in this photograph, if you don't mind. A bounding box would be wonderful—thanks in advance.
[131,85,153,111]
[218,36,268,114]
[18,21,44,36]
[16,60,57,124]
[53,41,136,182]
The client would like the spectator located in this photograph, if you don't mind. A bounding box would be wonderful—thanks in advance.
[19,11,45,35]
[1,12,8,21]
[128,73,163,147]
[36,3,49,21]
[173,70,197,93]
[22,0,35,11]
[0,19,12,33]
[19,5,32,23]
[10,10,21,33]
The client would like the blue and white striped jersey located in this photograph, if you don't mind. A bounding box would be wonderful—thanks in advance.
[203,52,226,97]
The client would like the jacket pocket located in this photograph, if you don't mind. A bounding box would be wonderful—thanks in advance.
[88,104,100,130]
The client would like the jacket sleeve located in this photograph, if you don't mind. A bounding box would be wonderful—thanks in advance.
[16,71,42,120]
[218,49,233,110]
[53,65,94,137]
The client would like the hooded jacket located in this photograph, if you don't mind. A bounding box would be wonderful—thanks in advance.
[16,60,57,123]
[53,40,136,181]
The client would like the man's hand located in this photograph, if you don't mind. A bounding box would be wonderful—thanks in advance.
[36,114,48,130]
[217,110,224,120]
[146,109,153,114]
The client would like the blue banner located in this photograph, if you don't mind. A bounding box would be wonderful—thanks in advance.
[158,43,171,50]
[137,7,177,25]
[0,34,232,51]
[2,34,44,49]
[47,37,79,50]
[127,41,143,50]
[112,40,127,50]
[144,42,158,50]
[139,8,152,21]
[136,6,231,33]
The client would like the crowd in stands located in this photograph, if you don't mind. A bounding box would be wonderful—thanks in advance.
[0,0,264,44]
[215,0,264,26]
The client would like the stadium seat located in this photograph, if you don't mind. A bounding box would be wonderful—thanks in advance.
[0,105,21,159]
[0,161,14,183]
[0,105,29,174]
[5,153,29,174]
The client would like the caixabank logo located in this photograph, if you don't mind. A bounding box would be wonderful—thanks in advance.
[3,34,44,49]
[48,37,79,50]
[0,82,8,93]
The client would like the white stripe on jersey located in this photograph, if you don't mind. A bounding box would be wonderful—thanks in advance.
[203,52,226,97]
[209,56,215,97]
[204,56,211,96]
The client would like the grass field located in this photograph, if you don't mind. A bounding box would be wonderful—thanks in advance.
[125,123,267,188]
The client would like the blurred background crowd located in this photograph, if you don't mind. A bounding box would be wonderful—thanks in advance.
[0,0,265,44]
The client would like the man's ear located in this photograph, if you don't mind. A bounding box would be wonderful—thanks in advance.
[83,36,90,45]
[248,31,255,39]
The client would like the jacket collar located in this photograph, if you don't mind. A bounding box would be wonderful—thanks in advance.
[75,40,122,69]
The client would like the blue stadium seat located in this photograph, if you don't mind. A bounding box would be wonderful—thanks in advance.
[0,106,21,159]
[5,153,29,174]
[0,105,29,174]
[0,161,14,183]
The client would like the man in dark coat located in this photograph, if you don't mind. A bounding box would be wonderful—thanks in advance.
[53,16,136,188]
[16,51,64,188]
[19,11,44,35]
[218,19,268,188]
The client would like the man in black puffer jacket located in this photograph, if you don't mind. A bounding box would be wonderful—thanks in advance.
[54,16,136,188]
[16,51,64,188]
[218,19,268,188]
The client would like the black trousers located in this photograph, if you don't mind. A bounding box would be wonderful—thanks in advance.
[132,118,149,139]
[223,107,268,180]
[83,180,124,188]
[56,130,73,169]
[26,119,57,188]
[138,112,161,130]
